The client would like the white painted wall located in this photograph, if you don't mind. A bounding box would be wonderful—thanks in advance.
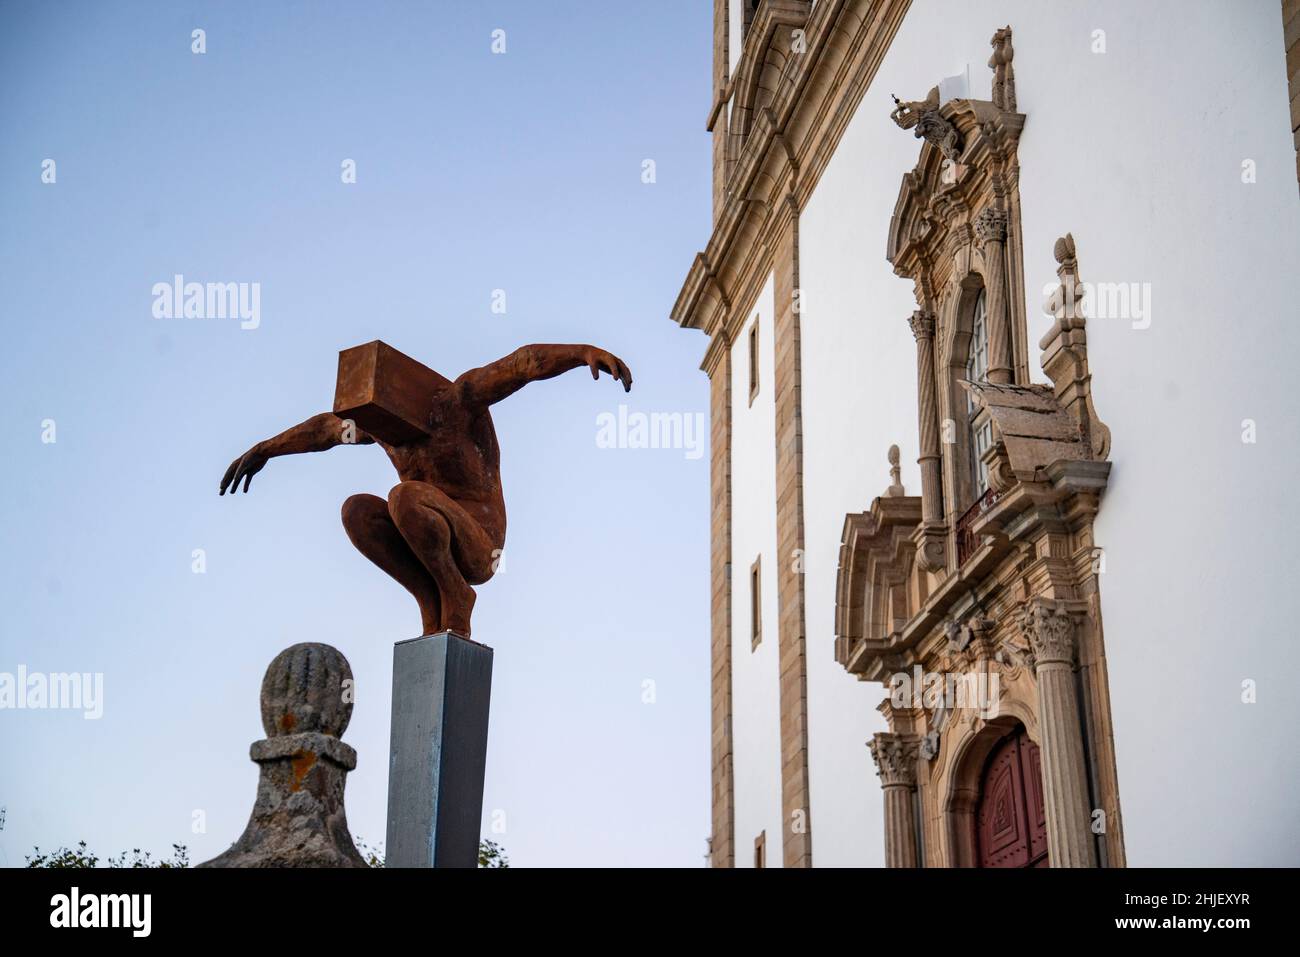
[1013,0,1300,867]
[729,0,744,74]
[728,272,784,865]
[791,0,1300,865]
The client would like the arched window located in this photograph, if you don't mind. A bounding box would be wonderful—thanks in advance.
[966,289,993,497]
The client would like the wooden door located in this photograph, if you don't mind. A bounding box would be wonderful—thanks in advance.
[975,727,1049,868]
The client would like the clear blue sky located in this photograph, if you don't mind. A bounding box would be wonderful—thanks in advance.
[0,0,713,867]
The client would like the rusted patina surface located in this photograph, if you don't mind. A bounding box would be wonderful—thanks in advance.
[220,342,632,636]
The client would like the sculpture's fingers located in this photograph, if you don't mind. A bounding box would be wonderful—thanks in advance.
[220,460,237,495]
[588,359,600,380]
[616,359,633,391]
[243,470,254,493]
[228,455,251,495]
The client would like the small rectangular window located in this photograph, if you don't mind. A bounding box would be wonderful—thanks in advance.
[754,830,766,868]
[750,556,762,650]
[748,317,760,405]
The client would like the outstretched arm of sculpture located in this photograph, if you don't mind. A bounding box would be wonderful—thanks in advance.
[219,412,374,495]
[456,343,633,406]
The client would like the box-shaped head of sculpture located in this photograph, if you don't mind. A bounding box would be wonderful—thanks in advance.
[333,340,451,444]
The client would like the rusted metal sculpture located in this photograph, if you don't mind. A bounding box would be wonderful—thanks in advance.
[220,342,632,637]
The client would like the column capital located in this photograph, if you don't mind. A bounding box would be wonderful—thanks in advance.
[908,310,936,341]
[974,207,1008,246]
[1020,598,1076,666]
[869,732,920,788]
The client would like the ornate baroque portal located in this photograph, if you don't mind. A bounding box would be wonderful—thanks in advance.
[834,27,1126,867]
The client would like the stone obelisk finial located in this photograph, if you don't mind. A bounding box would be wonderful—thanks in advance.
[198,642,367,868]
[885,444,906,496]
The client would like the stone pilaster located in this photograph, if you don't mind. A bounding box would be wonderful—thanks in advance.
[705,334,735,868]
[869,733,920,868]
[975,207,1012,384]
[774,205,813,867]
[1021,599,1097,868]
[710,0,730,223]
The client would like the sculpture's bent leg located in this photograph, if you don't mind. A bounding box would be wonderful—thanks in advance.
[387,481,497,637]
[341,492,442,635]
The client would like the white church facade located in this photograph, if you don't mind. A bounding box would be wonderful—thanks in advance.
[672,0,1300,867]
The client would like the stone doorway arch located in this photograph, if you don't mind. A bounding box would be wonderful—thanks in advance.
[974,725,1048,867]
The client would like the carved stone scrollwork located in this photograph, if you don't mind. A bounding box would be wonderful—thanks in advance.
[945,619,971,653]
[890,88,963,164]
[982,439,1015,494]
[914,529,947,573]
[1019,598,1076,666]
[974,207,1008,246]
[908,310,935,341]
[869,733,919,788]
[919,730,940,761]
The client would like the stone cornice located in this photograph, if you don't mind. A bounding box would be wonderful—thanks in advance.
[842,465,1109,682]
[701,323,731,378]
[671,0,913,341]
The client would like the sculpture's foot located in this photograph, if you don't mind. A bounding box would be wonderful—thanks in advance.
[420,608,442,637]
[439,581,476,637]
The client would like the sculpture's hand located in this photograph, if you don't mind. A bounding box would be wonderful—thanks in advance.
[582,347,633,393]
[220,443,270,495]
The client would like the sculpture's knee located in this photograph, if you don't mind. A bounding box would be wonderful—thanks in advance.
[341,493,385,531]
[386,482,419,521]
[388,483,449,542]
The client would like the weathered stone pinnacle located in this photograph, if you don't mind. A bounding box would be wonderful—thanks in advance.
[198,643,367,868]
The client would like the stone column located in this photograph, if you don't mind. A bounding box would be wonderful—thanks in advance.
[908,310,942,525]
[868,733,920,867]
[975,207,1013,384]
[1022,599,1097,867]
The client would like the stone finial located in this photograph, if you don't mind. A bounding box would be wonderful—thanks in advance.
[1040,233,1111,461]
[1053,232,1077,275]
[198,643,367,868]
[261,642,353,738]
[988,26,1016,112]
[886,444,905,496]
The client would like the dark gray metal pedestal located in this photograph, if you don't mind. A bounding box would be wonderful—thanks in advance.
[385,631,493,868]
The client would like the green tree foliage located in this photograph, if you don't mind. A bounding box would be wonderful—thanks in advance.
[355,837,509,868]
[28,838,505,868]
[26,841,190,868]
